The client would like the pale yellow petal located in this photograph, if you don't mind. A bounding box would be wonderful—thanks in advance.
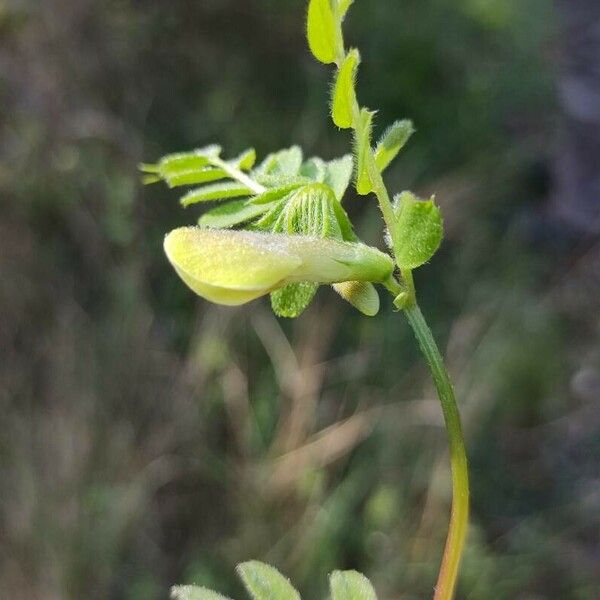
[163,228,393,308]
[333,281,380,316]
[164,228,301,305]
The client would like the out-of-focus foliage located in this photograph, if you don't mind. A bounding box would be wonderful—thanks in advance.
[1,1,599,599]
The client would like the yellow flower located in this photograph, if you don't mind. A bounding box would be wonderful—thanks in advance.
[164,227,393,307]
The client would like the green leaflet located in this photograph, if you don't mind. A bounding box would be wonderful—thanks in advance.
[330,570,378,600]
[166,167,228,188]
[300,155,353,200]
[198,200,269,229]
[254,146,303,180]
[307,0,338,65]
[324,154,353,200]
[354,108,375,195]
[234,147,257,171]
[155,144,222,177]
[159,154,209,175]
[180,182,252,206]
[393,191,443,269]
[171,585,232,600]
[300,157,327,182]
[374,120,414,174]
[237,561,301,600]
[332,48,360,129]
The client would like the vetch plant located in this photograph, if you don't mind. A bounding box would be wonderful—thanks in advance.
[143,1,469,598]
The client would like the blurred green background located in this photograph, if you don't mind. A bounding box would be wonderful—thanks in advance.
[1,1,599,598]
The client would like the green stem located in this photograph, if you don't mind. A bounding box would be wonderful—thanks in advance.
[403,303,469,600]
[366,154,399,246]
[334,36,468,599]
[400,268,416,306]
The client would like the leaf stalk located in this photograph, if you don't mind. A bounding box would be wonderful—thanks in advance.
[210,156,266,195]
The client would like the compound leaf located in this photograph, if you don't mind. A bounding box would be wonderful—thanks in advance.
[330,570,378,600]
[393,191,443,269]
[332,48,360,129]
[374,120,414,174]
[307,0,337,65]
[237,561,301,600]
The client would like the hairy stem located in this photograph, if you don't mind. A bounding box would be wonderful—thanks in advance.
[403,303,469,600]
[211,157,266,195]
[365,154,399,246]
[334,38,469,599]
